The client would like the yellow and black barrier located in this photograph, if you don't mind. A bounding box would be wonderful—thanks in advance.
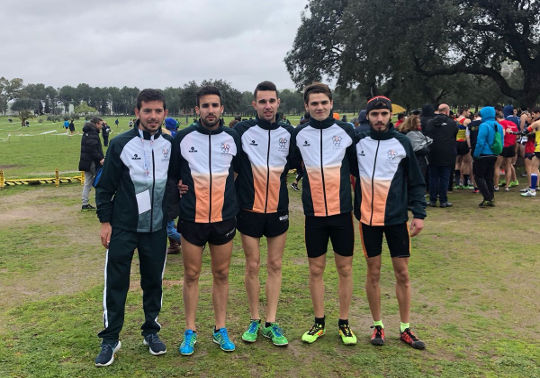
[0,169,84,189]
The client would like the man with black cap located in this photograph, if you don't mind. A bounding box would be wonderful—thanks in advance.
[354,95,427,350]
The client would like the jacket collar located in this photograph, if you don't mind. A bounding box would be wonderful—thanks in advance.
[195,119,225,135]
[369,123,396,140]
[135,120,162,140]
[256,116,280,130]
[309,116,335,129]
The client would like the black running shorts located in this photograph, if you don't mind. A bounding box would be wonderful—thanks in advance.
[305,212,354,258]
[360,222,410,258]
[237,209,289,238]
[456,141,470,156]
[501,145,516,158]
[179,218,236,247]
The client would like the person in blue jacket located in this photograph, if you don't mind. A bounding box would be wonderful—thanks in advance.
[473,106,504,207]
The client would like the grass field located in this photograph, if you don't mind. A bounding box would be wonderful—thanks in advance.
[0,115,539,377]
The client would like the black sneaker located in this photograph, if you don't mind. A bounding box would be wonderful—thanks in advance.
[400,328,425,350]
[143,333,167,355]
[290,182,299,191]
[428,201,437,207]
[439,202,453,208]
[95,341,121,367]
[82,204,96,211]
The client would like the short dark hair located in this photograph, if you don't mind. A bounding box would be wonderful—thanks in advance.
[90,117,103,124]
[254,81,278,98]
[303,82,332,104]
[136,89,166,110]
[459,107,469,115]
[532,107,540,113]
[196,86,221,107]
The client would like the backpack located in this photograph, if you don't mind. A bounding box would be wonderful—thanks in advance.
[490,123,503,155]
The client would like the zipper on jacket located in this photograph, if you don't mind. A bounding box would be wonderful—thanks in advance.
[264,129,271,213]
[150,148,155,232]
[369,140,380,226]
[208,134,212,222]
[320,129,328,216]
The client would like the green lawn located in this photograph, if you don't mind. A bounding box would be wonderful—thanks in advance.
[0,115,538,377]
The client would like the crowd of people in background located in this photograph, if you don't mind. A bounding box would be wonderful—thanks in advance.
[372,103,538,206]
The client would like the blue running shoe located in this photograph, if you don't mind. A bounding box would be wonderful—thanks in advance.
[212,327,235,352]
[179,329,197,356]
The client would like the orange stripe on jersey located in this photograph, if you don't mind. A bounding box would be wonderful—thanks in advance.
[193,172,210,222]
[251,164,267,212]
[323,164,342,215]
[305,166,326,216]
[210,171,228,222]
[359,177,391,225]
[359,223,368,258]
[266,166,283,213]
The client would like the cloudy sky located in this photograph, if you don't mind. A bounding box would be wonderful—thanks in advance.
[1,0,309,91]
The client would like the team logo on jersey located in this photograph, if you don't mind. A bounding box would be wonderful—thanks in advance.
[162,147,170,158]
[302,140,311,147]
[249,139,258,146]
[358,150,366,157]
[188,146,198,153]
[221,143,230,153]
[387,149,398,160]
[278,137,288,151]
[132,154,141,160]
[332,135,342,147]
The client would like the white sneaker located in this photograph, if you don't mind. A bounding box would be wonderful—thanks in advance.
[521,189,537,197]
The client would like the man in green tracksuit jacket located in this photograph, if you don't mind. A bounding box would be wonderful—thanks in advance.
[94,89,173,367]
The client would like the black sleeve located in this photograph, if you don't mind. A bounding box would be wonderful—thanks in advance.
[166,134,182,221]
[96,142,122,223]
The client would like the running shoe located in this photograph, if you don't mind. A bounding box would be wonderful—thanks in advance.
[82,204,96,211]
[143,333,167,355]
[400,328,425,350]
[213,328,235,352]
[262,322,288,346]
[494,186,499,192]
[338,323,357,345]
[95,341,121,367]
[179,329,197,356]
[504,187,510,192]
[453,185,463,190]
[509,180,519,188]
[521,189,537,197]
[241,319,260,343]
[472,188,480,193]
[301,323,325,343]
[520,187,529,193]
[290,182,299,191]
[370,325,385,346]
[465,185,475,190]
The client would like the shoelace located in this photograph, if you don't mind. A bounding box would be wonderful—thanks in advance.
[248,321,259,333]
[371,325,382,338]
[271,324,284,337]
[308,323,323,335]
[184,331,194,345]
[339,324,352,337]
[218,328,231,342]
[402,328,418,341]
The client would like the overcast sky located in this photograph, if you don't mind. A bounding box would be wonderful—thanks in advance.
[1,0,308,92]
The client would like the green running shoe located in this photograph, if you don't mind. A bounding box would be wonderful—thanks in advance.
[262,322,288,346]
[509,180,519,188]
[338,324,357,345]
[301,323,325,343]
[241,319,260,343]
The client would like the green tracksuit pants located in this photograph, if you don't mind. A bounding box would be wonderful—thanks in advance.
[98,227,167,343]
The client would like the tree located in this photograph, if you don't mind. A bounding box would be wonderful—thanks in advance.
[11,98,39,126]
[75,101,97,115]
[286,0,540,108]
[201,79,242,113]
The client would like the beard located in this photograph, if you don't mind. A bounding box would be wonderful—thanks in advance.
[200,115,220,128]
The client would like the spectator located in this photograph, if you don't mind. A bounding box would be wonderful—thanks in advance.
[473,106,504,207]
[424,104,458,208]
[78,117,104,210]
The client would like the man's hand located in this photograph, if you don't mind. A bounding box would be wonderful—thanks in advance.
[178,180,189,197]
[100,222,112,249]
[100,158,105,165]
[410,218,424,237]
